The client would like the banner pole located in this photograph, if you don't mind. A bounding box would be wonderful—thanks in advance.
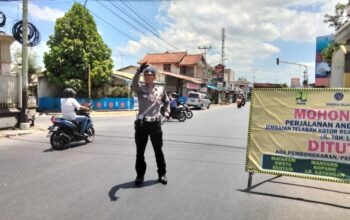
[247,172,253,192]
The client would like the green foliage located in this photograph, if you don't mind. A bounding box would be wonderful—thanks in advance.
[321,42,339,66]
[44,3,113,96]
[238,77,248,82]
[13,47,41,83]
[324,2,350,31]
[110,86,131,98]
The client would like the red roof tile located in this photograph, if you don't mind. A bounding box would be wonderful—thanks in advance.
[138,51,187,64]
[179,54,203,66]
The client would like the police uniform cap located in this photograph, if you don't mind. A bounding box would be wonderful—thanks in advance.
[143,65,157,75]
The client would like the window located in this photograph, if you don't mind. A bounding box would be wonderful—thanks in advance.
[163,64,171,72]
[188,93,199,98]
[180,66,187,74]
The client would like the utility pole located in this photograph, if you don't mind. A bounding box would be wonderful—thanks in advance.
[20,0,30,130]
[198,45,211,79]
[88,64,91,99]
[221,28,225,65]
[120,54,124,69]
[250,68,257,85]
[276,58,308,87]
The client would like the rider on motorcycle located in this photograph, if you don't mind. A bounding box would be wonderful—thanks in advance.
[170,93,179,116]
[61,88,90,137]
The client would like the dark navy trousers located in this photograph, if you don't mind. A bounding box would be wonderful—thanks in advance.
[134,120,166,177]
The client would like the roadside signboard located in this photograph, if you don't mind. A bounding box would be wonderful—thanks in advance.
[246,88,350,184]
[215,64,225,81]
[315,35,332,87]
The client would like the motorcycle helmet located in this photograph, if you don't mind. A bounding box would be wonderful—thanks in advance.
[63,88,76,98]
[170,92,179,98]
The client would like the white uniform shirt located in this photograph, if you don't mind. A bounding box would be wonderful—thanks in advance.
[60,98,81,120]
[132,73,170,118]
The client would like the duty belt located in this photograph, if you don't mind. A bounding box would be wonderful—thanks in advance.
[138,115,161,122]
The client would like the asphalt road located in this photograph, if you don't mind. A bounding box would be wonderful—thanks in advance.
[1,104,350,220]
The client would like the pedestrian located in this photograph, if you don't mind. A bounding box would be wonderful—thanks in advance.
[132,64,170,186]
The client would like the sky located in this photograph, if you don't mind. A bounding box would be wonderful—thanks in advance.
[0,0,347,85]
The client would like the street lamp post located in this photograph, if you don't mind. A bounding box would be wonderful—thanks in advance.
[276,58,308,87]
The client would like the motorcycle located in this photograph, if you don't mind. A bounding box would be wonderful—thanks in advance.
[160,106,187,122]
[47,110,95,150]
[237,99,243,108]
[178,104,193,119]
[237,95,246,109]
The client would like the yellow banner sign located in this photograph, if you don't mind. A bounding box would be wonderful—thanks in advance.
[246,88,350,184]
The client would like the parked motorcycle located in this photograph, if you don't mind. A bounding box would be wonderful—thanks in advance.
[178,104,193,119]
[47,110,95,150]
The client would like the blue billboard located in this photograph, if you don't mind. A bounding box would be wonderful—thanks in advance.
[315,35,333,87]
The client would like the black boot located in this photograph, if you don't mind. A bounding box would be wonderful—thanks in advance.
[135,176,144,186]
[158,175,167,185]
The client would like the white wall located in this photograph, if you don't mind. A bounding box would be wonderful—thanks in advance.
[330,49,345,87]
[37,77,60,98]
[0,74,18,107]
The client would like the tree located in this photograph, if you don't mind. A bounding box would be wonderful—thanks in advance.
[321,42,339,66]
[322,1,350,67]
[238,77,248,82]
[324,1,350,31]
[44,3,113,97]
[13,47,41,83]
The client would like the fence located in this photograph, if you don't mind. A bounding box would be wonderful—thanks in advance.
[38,97,135,112]
[0,74,19,109]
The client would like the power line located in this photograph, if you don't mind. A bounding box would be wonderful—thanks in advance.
[120,0,159,34]
[158,0,206,52]
[107,0,178,51]
[87,7,155,51]
[173,1,201,36]
[97,0,174,51]
[0,0,178,1]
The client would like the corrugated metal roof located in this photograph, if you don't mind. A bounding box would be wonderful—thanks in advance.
[112,70,164,84]
[160,70,205,84]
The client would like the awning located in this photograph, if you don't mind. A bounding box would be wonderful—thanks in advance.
[160,71,205,85]
[207,84,227,91]
[207,84,218,90]
[112,70,164,85]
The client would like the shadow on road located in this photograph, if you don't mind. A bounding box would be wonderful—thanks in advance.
[243,191,350,209]
[43,142,87,152]
[108,180,159,201]
[238,175,350,209]
[96,134,244,149]
[269,180,350,195]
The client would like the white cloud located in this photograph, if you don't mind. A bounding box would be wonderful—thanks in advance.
[118,0,344,83]
[29,4,64,23]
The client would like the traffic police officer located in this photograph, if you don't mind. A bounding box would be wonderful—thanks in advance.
[132,64,170,186]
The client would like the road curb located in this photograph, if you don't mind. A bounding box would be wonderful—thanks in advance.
[0,126,47,139]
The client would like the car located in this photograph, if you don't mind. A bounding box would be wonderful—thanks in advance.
[186,92,211,110]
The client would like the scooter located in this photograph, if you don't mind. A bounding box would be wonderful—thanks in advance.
[160,106,187,122]
[178,104,193,119]
[237,99,243,108]
[47,110,95,150]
